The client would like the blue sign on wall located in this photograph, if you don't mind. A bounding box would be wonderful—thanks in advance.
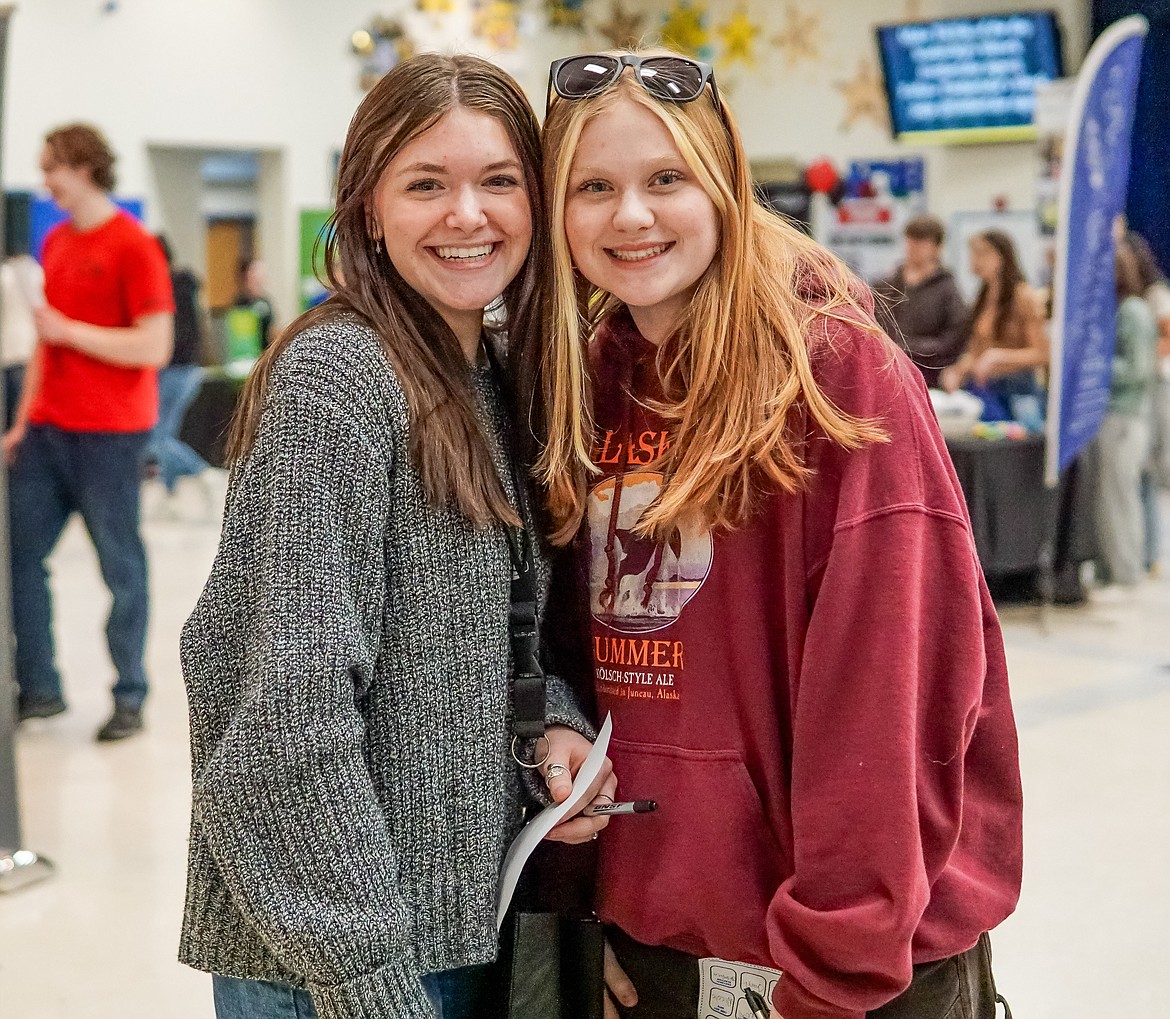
[876,11,1064,144]
[1045,16,1148,484]
[30,195,145,260]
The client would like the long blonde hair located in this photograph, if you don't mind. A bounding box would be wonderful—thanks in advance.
[537,60,887,544]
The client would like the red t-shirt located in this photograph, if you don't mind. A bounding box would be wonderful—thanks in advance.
[30,209,174,432]
[580,310,1023,1019]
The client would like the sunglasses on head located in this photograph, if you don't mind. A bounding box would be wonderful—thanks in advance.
[546,53,723,121]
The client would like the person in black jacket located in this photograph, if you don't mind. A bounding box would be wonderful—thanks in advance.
[872,214,968,389]
[148,234,208,495]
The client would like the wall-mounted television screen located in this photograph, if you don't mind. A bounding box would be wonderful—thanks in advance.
[876,10,1064,144]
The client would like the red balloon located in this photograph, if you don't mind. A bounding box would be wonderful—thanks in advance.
[805,158,840,194]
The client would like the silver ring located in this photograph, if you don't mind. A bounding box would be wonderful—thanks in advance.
[592,832,599,841]
[511,735,550,770]
[543,763,569,786]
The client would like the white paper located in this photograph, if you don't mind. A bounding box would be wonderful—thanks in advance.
[697,957,782,1019]
[496,712,613,930]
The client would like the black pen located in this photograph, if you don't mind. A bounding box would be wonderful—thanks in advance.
[584,799,657,816]
[744,986,770,1019]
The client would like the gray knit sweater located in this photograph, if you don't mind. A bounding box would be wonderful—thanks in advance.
[179,315,589,1019]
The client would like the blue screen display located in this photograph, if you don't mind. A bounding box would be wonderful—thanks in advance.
[876,11,1064,143]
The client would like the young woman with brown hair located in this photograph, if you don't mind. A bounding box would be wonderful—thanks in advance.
[534,51,1023,1019]
[180,53,614,1019]
[940,229,1049,420]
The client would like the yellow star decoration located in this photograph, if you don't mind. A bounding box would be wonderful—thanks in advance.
[416,0,453,13]
[661,1,710,58]
[547,0,586,30]
[597,0,646,50]
[770,4,821,68]
[474,0,520,50]
[835,57,890,131]
[717,7,761,67]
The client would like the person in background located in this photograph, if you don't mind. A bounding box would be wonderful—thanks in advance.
[4,123,174,741]
[233,256,275,349]
[1125,230,1170,575]
[0,229,43,430]
[1093,243,1159,591]
[538,49,1022,1019]
[147,235,210,504]
[180,54,612,1019]
[872,213,968,389]
[940,229,1048,422]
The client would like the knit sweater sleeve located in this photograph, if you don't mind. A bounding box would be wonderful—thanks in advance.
[186,359,435,1019]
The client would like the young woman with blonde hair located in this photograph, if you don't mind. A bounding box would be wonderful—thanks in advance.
[533,51,1022,1019]
[180,53,614,1019]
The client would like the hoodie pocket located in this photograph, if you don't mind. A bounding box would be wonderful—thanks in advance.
[597,739,784,964]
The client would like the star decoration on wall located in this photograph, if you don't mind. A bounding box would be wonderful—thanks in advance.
[352,17,416,91]
[474,0,521,50]
[597,0,645,50]
[770,4,821,68]
[661,1,710,59]
[717,7,761,67]
[416,0,454,13]
[547,0,588,31]
[835,57,890,132]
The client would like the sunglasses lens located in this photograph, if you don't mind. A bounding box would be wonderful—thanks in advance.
[555,55,620,98]
[638,58,706,101]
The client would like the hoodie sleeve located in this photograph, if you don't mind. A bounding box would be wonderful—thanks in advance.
[767,327,1021,1018]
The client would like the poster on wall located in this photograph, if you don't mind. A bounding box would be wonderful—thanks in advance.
[299,209,333,312]
[813,158,926,282]
[1034,78,1076,237]
[31,195,144,259]
[1044,16,1148,486]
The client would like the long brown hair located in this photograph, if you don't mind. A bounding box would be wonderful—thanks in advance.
[229,53,549,529]
[969,229,1026,344]
[535,57,886,544]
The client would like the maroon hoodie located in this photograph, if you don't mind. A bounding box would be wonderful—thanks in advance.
[580,309,1022,1019]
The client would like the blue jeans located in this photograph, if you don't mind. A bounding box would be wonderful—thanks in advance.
[8,424,150,709]
[1141,469,1160,570]
[967,369,1044,424]
[212,965,495,1019]
[148,363,208,492]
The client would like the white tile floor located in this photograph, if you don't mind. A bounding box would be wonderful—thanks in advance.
[2,482,1169,1019]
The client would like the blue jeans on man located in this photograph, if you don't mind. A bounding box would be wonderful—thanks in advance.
[9,423,150,712]
[149,363,208,493]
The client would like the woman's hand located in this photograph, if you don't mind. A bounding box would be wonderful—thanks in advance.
[539,724,617,844]
[939,364,964,394]
[971,348,1008,385]
[603,940,638,1019]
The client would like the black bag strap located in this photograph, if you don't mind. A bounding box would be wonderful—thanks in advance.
[482,342,548,762]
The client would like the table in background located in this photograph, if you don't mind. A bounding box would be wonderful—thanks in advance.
[178,370,243,470]
[945,434,1096,601]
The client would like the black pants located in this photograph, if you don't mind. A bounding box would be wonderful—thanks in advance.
[608,927,1008,1019]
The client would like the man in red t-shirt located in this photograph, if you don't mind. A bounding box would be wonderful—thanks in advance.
[4,123,174,741]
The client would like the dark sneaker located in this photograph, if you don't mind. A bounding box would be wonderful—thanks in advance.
[17,696,67,722]
[96,705,144,742]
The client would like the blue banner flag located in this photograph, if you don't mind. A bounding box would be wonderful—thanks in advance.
[1045,16,1148,485]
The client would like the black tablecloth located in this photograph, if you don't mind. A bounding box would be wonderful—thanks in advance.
[945,435,1097,596]
[178,372,243,470]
